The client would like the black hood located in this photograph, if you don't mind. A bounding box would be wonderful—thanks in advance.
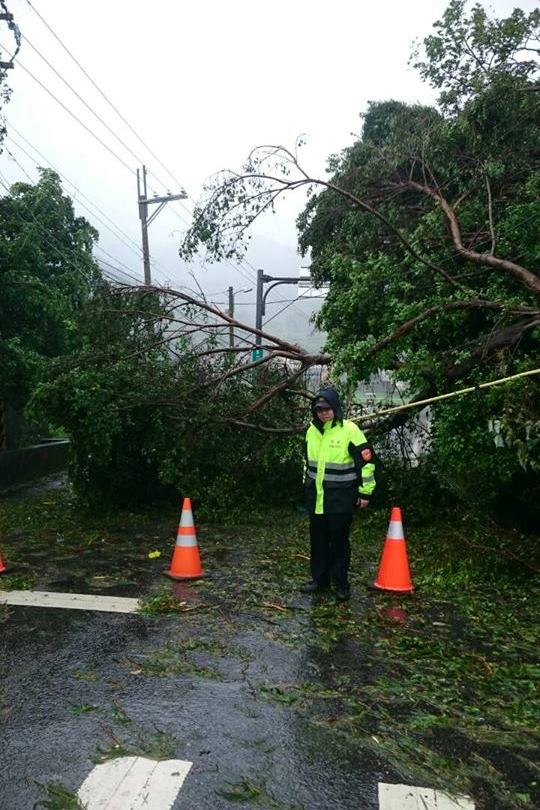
[311,387,344,429]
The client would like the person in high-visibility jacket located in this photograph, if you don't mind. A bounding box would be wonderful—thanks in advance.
[301,387,376,601]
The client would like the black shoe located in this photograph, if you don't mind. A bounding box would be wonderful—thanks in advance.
[300,580,328,594]
[335,587,351,602]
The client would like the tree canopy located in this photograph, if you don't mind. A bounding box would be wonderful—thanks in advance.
[411,0,539,111]
[179,1,539,506]
[0,169,101,409]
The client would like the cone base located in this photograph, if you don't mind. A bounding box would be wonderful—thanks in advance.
[373,580,414,593]
[165,570,204,581]
[166,544,203,581]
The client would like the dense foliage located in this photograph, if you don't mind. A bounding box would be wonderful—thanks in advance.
[296,2,539,512]
[411,0,540,112]
[0,169,100,411]
[30,286,303,510]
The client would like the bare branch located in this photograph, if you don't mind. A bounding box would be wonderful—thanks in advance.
[188,269,208,303]
[144,285,311,355]
[244,365,307,415]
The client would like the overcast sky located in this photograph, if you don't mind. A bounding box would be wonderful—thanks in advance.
[0,0,534,348]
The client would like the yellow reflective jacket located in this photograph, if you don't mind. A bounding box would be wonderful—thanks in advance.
[304,418,376,515]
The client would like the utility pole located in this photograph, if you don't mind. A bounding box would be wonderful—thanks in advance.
[0,2,21,70]
[224,286,251,349]
[254,269,299,359]
[228,286,234,348]
[137,165,187,285]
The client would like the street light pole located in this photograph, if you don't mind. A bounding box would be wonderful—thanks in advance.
[228,286,234,348]
[253,270,299,359]
[256,270,299,337]
[255,269,265,346]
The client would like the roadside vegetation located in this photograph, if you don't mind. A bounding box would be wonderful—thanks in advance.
[1,3,538,809]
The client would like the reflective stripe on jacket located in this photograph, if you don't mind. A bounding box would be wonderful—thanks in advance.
[304,418,376,515]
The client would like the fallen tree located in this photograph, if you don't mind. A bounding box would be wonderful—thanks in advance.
[174,1,539,512]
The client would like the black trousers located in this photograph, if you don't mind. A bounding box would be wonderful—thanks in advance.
[309,513,353,589]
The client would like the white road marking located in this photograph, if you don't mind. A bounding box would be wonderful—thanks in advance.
[378,783,475,809]
[77,756,192,809]
[0,589,139,613]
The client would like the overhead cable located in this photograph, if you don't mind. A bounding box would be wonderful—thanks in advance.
[5,132,143,259]
[21,34,149,169]
[0,42,135,174]
[11,15,294,308]
[3,124,175,286]
[24,0,184,191]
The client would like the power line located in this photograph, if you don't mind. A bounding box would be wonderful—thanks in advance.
[2,131,214,293]
[0,169,101,287]
[24,0,185,192]
[21,33,149,170]
[265,289,322,326]
[93,244,141,280]
[0,167,149,291]
[9,17,303,317]
[9,14,310,320]
[2,137,151,285]
[1,44,135,175]
[7,126,140,247]
[5,131,143,259]
[96,257,145,287]
[210,297,322,306]
[21,1,197,213]
[2,144,34,182]
[3,124,178,287]
[1,44,188,283]
[19,29,190,210]
[0,171,232,343]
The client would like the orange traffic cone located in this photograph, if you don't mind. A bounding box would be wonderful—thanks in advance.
[0,547,7,574]
[373,506,414,593]
[165,498,204,581]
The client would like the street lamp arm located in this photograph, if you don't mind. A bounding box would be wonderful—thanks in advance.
[262,278,298,312]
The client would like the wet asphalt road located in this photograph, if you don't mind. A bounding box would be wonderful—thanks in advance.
[3,475,538,810]
[0,599,395,809]
[0,475,398,808]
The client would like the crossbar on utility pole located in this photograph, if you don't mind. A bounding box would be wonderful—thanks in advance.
[137,165,187,285]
